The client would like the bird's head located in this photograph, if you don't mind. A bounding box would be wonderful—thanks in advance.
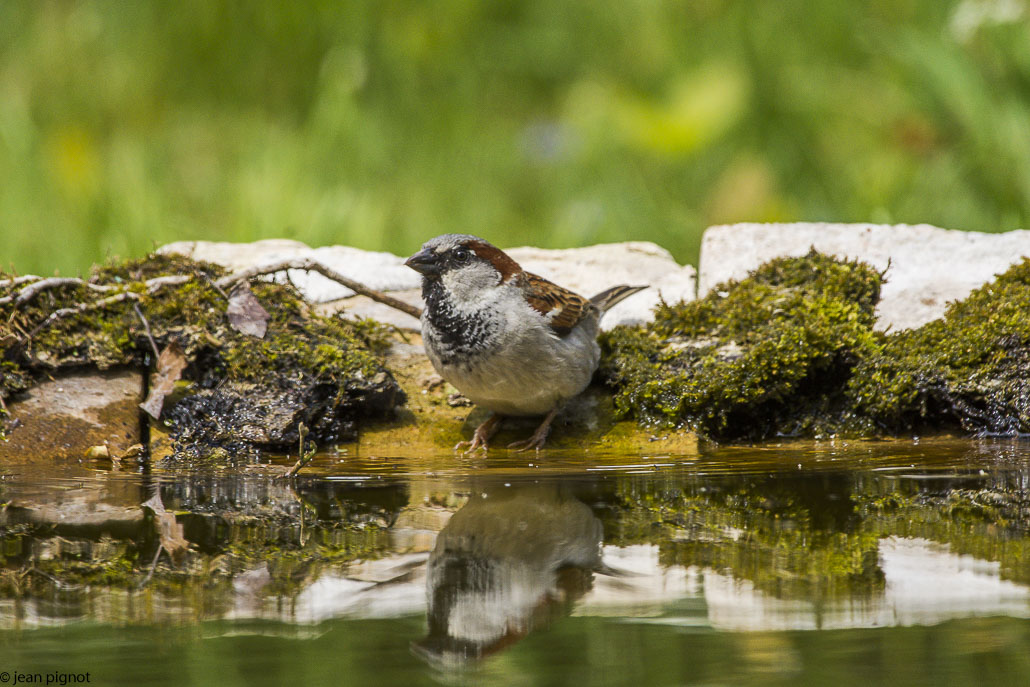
[405,234,522,297]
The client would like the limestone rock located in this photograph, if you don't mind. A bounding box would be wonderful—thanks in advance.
[698,223,1030,330]
[158,238,313,272]
[159,239,698,331]
[158,239,420,299]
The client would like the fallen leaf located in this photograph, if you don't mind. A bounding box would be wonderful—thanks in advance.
[227,282,270,338]
[140,340,188,420]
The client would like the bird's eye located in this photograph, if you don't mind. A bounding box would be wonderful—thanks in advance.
[452,248,471,263]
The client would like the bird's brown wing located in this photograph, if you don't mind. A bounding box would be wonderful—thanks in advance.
[520,272,594,337]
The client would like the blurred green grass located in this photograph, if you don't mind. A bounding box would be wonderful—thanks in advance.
[2,0,1029,276]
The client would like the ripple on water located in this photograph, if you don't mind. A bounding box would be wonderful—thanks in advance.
[2,437,1030,685]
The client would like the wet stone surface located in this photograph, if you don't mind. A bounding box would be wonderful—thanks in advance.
[0,368,142,461]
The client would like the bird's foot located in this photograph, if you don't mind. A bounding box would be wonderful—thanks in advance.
[507,432,548,452]
[454,437,486,453]
[454,413,503,454]
[508,407,560,453]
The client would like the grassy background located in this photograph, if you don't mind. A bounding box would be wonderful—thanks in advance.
[2,0,1029,277]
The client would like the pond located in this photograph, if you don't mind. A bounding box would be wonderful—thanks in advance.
[2,438,1030,686]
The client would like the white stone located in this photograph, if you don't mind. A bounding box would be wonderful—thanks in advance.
[158,239,420,299]
[698,223,1030,330]
[159,239,698,331]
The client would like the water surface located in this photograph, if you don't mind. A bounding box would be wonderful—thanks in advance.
[2,438,1030,685]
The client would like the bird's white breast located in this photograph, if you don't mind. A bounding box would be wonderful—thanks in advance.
[422,284,600,416]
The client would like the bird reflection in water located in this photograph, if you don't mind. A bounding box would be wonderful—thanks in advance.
[413,483,603,664]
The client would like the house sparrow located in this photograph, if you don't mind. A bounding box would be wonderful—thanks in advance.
[405,234,646,452]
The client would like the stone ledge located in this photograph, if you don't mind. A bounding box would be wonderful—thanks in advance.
[699,222,1030,330]
[159,239,698,331]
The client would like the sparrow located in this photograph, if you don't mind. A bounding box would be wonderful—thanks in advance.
[405,234,646,452]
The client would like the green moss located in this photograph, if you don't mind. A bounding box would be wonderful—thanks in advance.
[1,254,402,459]
[602,252,1030,440]
[0,361,31,436]
[847,258,1030,434]
[601,251,884,439]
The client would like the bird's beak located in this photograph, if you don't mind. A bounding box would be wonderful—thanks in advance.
[405,248,442,277]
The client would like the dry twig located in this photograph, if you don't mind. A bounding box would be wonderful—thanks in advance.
[14,277,114,306]
[215,258,423,319]
[0,275,41,289]
[133,302,161,360]
[283,423,317,478]
[144,274,191,293]
[28,291,141,337]
[201,273,230,300]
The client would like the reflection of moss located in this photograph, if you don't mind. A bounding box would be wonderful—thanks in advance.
[599,470,1030,602]
[1,255,402,460]
[601,252,1030,440]
[863,487,1030,586]
[601,476,885,601]
[1,484,398,616]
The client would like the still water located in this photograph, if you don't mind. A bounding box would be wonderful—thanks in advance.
[2,439,1030,686]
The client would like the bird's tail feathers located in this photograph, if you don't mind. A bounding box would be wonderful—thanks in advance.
[589,284,649,313]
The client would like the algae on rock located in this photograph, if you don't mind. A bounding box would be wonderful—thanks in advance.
[600,250,884,440]
[600,251,1030,440]
[0,254,403,461]
[847,258,1030,436]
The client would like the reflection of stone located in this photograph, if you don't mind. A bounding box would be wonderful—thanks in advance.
[670,536,1030,632]
[879,536,1030,626]
[3,494,143,537]
[415,485,603,663]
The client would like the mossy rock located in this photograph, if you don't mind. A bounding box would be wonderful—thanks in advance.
[1,254,403,461]
[601,251,1030,441]
[600,250,884,440]
[847,258,1030,435]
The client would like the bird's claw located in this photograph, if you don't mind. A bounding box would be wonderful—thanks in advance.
[507,433,547,453]
[454,414,503,455]
[454,437,488,454]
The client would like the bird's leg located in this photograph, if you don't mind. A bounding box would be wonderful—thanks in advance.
[454,413,504,454]
[508,406,562,452]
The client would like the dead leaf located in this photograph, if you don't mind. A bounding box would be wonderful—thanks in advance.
[140,340,188,420]
[227,282,270,338]
[142,493,189,564]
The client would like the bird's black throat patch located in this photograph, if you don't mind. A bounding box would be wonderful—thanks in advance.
[422,278,500,366]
